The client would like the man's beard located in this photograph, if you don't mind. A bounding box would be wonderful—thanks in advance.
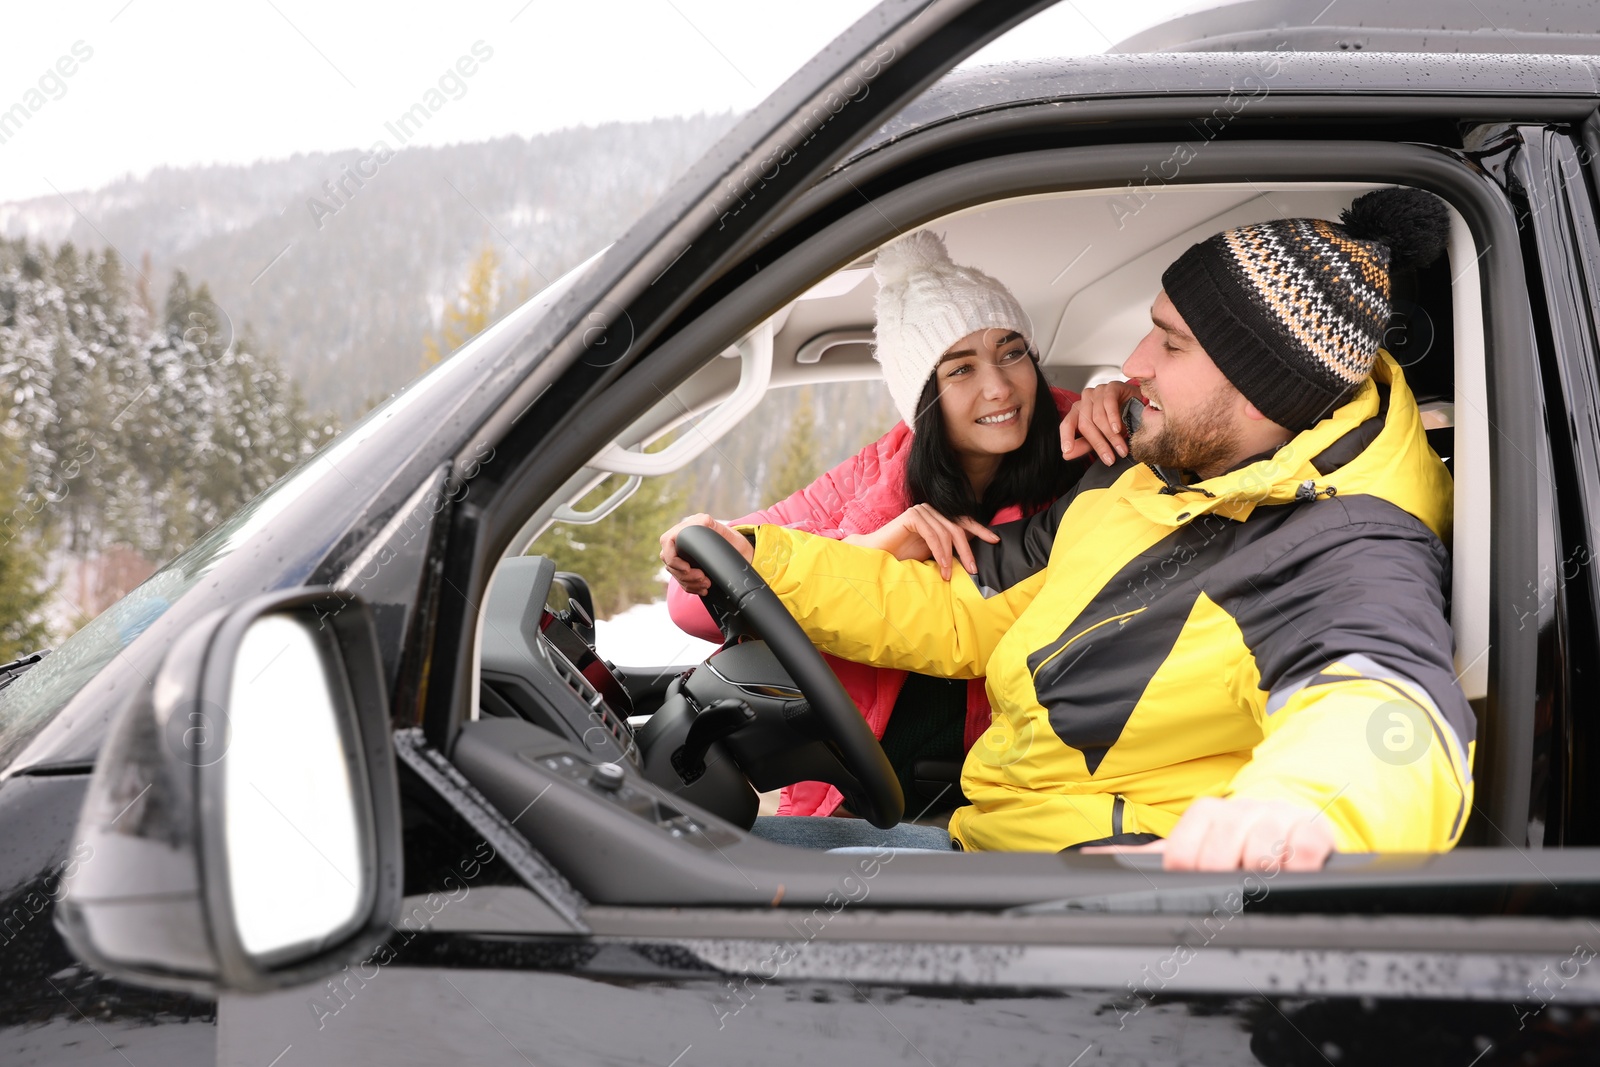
[1128,381,1243,475]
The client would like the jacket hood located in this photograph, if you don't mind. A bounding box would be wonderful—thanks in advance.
[1126,350,1453,542]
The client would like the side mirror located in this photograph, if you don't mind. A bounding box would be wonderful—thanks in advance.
[56,588,402,994]
[551,571,597,646]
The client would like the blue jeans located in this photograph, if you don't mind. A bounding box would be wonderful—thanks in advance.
[752,815,955,851]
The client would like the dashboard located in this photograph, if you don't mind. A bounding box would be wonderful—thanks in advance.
[478,555,638,767]
[475,554,855,832]
[467,555,753,851]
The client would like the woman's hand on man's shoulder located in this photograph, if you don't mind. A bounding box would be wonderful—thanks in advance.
[1061,378,1143,465]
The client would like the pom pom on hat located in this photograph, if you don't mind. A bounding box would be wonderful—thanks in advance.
[872,230,954,287]
[872,231,1032,427]
[1339,187,1451,270]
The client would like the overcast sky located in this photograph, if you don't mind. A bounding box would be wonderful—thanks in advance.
[0,1,1201,204]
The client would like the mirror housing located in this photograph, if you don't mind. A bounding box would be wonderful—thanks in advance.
[551,571,598,646]
[56,587,402,995]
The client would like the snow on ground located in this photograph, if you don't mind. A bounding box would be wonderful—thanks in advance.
[594,599,719,667]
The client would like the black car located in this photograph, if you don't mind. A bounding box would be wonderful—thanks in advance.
[5,1,1600,1063]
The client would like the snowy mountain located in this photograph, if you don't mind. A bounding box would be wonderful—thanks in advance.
[0,114,741,419]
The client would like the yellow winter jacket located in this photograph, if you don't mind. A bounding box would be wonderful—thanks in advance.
[747,352,1472,853]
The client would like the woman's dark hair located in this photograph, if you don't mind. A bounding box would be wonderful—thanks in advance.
[905,354,1079,520]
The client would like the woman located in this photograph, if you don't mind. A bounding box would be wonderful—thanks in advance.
[664,230,1082,820]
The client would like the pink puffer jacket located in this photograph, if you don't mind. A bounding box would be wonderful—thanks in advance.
[666,387,1077,817]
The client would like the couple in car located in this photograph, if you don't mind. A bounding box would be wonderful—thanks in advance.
[661,188,1474,873]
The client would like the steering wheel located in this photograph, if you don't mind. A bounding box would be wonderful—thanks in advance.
[674,525,905,828]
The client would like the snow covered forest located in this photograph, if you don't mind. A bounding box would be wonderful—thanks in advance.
[0,239,333,658]
[1,113,898,657]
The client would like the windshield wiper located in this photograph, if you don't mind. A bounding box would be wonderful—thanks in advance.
[0,649,51,691]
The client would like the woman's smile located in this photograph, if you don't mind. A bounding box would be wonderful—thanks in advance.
[976,407,1020,426]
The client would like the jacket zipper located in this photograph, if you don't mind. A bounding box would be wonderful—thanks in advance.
[1031,608,1146,681]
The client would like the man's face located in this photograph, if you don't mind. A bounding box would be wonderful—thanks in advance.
[1120,291,1246,473]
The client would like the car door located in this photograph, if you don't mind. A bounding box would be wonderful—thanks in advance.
[206,64,1600,1067]
[217,871,1600,1067]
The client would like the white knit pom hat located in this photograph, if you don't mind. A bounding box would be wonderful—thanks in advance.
[872,230,1033,427]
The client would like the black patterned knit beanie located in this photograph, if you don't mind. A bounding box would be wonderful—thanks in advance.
[1160,188,1451,431]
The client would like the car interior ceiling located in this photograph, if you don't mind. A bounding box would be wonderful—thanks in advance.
[450,174,1496,908]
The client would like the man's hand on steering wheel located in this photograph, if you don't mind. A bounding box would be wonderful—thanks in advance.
[661,513,752,596]
[663,519,905,827]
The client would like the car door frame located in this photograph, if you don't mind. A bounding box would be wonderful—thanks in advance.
[454,128,1543,873]
[1513,116,1600,847]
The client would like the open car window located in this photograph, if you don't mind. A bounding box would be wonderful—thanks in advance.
[454,168,1497,916]
[506,179,1488,696]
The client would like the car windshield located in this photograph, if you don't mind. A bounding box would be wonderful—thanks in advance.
[0,471,308,769]
[0,362,457,768]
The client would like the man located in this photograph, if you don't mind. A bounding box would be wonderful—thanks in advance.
[662,188,1471,873]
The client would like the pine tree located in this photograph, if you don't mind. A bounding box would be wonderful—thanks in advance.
[421,242,499,369]
[121,270,209,551]
[86,251,147,552]
[0,244,62,487]
[0,429,53,660]
[5,259,339,568]
[197,324,334,534]
[0,240,347,638]
[40,242,106,553]
[762,386,822,504]
[136,278,335,553]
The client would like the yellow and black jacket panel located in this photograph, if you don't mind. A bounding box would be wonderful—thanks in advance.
[746,352,1472,853]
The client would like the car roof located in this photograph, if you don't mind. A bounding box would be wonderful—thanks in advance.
[851,50,1600,160]
[1111,0,1600,55]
